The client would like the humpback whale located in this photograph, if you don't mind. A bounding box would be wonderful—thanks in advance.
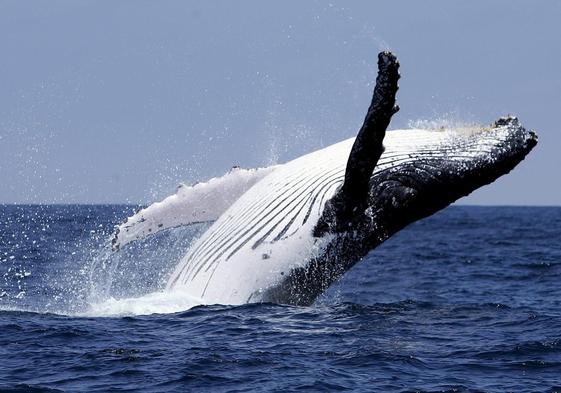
[112,52,537,306]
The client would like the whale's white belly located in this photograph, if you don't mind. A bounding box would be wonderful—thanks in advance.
[166,139,351,303]
[167,129,454,304]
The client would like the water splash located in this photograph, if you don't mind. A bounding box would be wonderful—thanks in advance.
[83,222,210,316]
[409,113,477,130]
[83,289,204,317]
[407,112,487,137]
[0,205,210,316]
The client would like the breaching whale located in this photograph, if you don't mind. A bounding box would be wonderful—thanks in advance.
[112,52,537,306]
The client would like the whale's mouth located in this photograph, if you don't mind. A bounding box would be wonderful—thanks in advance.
[366,116,537,240]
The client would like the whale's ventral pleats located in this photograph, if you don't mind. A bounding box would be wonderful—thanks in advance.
[109,51,537,306]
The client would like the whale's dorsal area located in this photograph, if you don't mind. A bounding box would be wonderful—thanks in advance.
[111,165,279,250]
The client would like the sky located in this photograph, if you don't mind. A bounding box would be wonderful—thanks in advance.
[0,1,559,205]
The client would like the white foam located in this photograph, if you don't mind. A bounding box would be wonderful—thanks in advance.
[82,289,205,317]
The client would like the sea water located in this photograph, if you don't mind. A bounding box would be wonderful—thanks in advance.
[1,205,560,392]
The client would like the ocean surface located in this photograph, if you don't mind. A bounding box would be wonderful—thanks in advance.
[0,205,560,392]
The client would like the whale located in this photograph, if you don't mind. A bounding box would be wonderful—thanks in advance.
[111,52,537,306]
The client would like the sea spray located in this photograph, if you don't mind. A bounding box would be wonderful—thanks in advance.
[84,222,209,315]
[0,205,208,316]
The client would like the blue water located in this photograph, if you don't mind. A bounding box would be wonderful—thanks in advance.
[1,205,560,392]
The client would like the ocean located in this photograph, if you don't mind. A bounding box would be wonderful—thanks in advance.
[0,205,560,392]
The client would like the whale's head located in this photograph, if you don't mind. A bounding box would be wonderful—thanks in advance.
[367,116,537,240]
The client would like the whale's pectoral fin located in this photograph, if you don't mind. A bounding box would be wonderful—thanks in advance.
[314,51,400,236]
[111,165,280,251]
